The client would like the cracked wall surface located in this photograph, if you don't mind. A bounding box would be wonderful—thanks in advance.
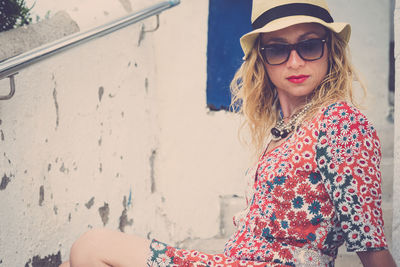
[0,1,161,265]
[393,0,400,264]
[0,0,398,266]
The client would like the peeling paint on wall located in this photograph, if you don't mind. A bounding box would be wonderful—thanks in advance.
[24,251,61,267]
[149,150,156,193]
[98,86,104,102]
[119,196,133,232]
[39,186,44,206]
[85,197,95,209]
[127,188,132,208]
[0,174,11,190]
[52,83,59,131]
[98,202,109,226]
[3,152,11,164]
[0,119,3,142]
[59,162,69,174]
[72,161,78,171]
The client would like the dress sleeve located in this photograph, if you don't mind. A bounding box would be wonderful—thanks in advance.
[315,102,388,252]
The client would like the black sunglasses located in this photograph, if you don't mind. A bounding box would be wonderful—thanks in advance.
[260,38,327,65]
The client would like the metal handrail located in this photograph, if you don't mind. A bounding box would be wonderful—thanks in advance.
[0,0,180,100]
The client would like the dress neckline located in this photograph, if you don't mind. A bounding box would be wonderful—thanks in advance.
[261,130,295,159]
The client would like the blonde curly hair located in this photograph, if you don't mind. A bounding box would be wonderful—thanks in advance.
[230,29,365,157]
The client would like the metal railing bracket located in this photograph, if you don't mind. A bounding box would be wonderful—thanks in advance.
[138,14,160,46]
[0,73,18,100]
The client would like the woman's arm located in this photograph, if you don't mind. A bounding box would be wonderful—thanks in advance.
[357,250,397,267]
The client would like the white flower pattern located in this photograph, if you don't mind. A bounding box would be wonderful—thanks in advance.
[146,102,387,267]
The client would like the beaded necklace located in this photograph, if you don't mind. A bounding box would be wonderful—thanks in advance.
[270,103,312,141]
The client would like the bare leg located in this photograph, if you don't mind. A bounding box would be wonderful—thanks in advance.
[59,262,70,267]
[60,228,151,267]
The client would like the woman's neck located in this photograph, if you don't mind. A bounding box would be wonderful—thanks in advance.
[279,97,308,121]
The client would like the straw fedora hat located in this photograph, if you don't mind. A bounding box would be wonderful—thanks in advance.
[241,0,351,59]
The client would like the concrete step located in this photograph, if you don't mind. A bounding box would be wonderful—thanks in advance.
[335,246,363,267]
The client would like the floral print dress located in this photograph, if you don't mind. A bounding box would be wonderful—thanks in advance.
[147,102,388,267]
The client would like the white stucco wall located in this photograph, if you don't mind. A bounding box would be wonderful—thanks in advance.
[393,0,400,264]
[0,1,161,265]
[0,1,250,265]
[0,0,396,266]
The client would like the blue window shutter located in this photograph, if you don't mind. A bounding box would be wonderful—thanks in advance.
[206,0,252,111]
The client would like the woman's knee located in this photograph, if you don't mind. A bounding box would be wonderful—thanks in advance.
[59,261,70,267]
[68,228,150,267]
[69,228,110,267]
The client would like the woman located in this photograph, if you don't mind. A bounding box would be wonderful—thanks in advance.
[60,0,396,266]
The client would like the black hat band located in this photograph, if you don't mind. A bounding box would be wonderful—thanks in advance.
[252,3,334,30]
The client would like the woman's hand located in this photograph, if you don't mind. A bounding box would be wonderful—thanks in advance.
[357,250,397,267]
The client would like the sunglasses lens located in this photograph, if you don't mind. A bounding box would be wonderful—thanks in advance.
[261,39,325,65]
[263,44,290,65]
[297,39,324,60]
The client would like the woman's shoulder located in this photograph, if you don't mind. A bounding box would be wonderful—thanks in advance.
[316,101,376,132]
[314,101,380,153]
[320,101,362,117]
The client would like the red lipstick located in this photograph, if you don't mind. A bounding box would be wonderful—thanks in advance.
[287,75,309,84]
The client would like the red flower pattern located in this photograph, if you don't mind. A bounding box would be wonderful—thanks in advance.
[223,102,387,265]
[147,102,387,267]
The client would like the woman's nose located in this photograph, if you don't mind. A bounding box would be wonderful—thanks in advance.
[286,49,305,68]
